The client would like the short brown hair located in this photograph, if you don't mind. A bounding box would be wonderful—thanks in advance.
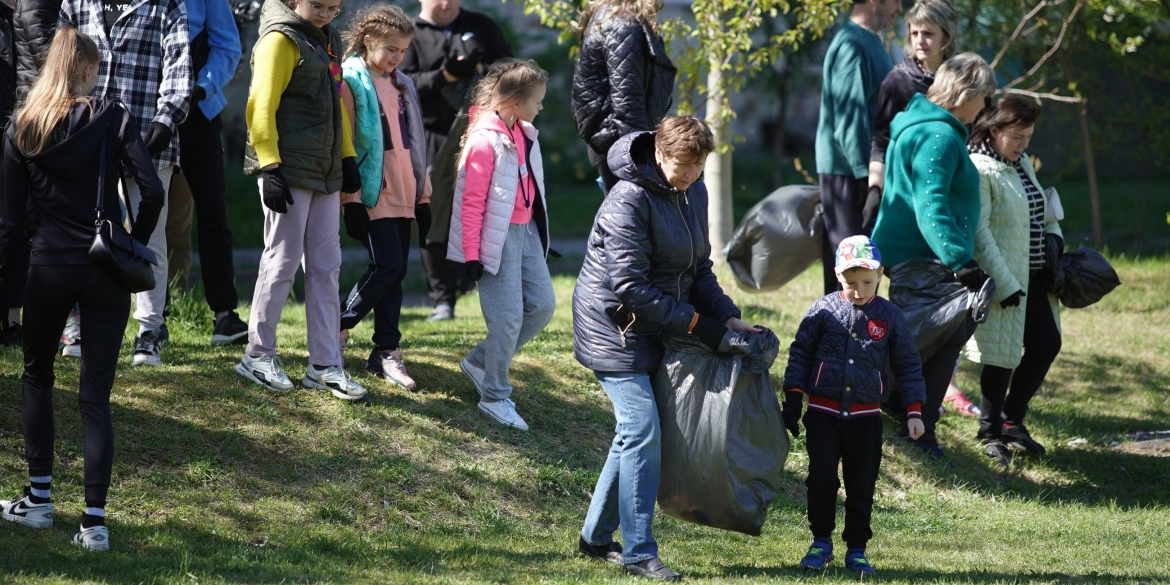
[969,96,1041,145]
[654,115,716,164]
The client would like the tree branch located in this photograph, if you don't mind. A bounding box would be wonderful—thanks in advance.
[990,0,1051,69]
[997,88,1085,103]
[1002,0,1084,91]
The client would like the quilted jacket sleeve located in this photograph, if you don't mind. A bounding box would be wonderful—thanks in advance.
[887,307,926,411]
[783,301,823,390]
[599,189,697,335]
[687,183,741,324]
[972,168,1023,301]
[14,0,59,102]
[598,19,650,150]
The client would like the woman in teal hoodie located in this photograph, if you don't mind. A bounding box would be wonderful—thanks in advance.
[871,52,996,460]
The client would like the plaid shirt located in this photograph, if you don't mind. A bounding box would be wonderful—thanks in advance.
[60,0,191,170]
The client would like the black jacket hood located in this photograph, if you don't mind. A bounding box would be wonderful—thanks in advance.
[13,99,118,182]
[607,131,677,196]
[897,56,934,86]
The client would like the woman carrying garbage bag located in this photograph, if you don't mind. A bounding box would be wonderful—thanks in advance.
[964,96,1064,466]
[870,53,996,463]
[571,115,758,581]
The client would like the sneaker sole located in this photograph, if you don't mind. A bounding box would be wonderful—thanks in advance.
[460,360,486,398]
[1,511,53,529]
[302,377,368,401]
[131,354,162,366]
[234,362,293,392]
[72,535,109,551]
[62,347,81,359]
[476,402,529,431]
[211,331,249,346]
[800,557,834,571]
[364,363,417,391]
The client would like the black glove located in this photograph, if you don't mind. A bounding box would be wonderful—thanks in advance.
[261,166,294,214]
[342,202,370,242]
[191,85,207,104]
[465,260,484,282]
[415,203,432,248]
[782,391,803,438]
[861,186,882,229]
[1000,289,1026,308]
[444,49,482,79]
[954,260,991,291]
[691,315,729,352]
[143,122,173,155]
[341,157,362,194]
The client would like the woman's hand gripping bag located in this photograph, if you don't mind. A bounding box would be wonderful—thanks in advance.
[653,328,787,536]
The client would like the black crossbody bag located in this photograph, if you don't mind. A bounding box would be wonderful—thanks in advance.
[87,133,158,292]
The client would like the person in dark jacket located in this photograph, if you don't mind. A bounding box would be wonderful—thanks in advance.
[0,28,165,551]
[12,0,55,102]
[781,235,925,575]
[573,116,757,582]
[0,0,23,343]
[398,0,511,322]
[571,0,676,194]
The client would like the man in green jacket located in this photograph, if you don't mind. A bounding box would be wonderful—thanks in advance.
[815,0,901,294]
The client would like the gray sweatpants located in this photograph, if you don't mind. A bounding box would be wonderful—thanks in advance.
[126,166,174,333]
[246,180,343,367]
[465,222,556,402]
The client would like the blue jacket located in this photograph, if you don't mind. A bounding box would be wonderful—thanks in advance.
[783,292,926,419]
[186,0,240,119]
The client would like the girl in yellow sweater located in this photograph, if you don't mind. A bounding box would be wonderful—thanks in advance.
[237,0,367,401]
[337,5,432,391]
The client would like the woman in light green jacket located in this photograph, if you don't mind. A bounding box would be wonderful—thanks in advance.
[965,96,1063,466]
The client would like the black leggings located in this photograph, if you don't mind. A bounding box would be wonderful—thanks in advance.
[978,276,1062,439]
[22,264,130,503]
[340,217,413,350]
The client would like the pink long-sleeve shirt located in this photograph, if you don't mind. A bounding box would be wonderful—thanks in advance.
[460,111,537,262]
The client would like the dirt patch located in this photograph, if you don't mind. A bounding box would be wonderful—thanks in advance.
[1116,431,1170,457]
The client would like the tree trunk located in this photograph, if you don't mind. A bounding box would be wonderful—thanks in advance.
[1075,105,1102,248]
[705,63,734,262]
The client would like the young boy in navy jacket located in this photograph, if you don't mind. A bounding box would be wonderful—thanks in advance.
[782,235,926,575]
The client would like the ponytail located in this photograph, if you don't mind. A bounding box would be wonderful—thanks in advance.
[460,58,549,153]
[14,27,100,156]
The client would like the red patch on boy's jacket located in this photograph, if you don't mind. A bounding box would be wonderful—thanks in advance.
[867,319,887,341]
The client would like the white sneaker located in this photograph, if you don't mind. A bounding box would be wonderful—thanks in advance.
[478,399,529,430]
[303,365,368,401]
[61,339,81,358]
[460,358,487,398]
[367,350,416,391]
[235,354,294,392]
[72,525,110,551]
[0,491,54,529]
[131,330,162,366]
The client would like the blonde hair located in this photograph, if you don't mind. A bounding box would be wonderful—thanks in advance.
[654,115,715,165]
[343,4,414,57]
[460,58,549,150]
[578,0,663,39]
[14,27,99,156]
[903,0,961,62]
[926,52,997,111]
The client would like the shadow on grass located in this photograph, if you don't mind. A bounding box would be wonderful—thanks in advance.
[714,563,1165,583]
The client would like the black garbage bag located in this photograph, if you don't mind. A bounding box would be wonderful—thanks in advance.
[1044,248,1120,308]
[654,328,787,536]
[724,185,823,291]
[887,258,996,363]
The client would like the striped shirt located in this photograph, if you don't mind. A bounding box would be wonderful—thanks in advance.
[969,142,1045,268]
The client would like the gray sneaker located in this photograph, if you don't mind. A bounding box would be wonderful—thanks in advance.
[427,303,454,322]
[235,354,294,392]
[366,350,417,391]
[303,365,368,401]
[460,357,487,398]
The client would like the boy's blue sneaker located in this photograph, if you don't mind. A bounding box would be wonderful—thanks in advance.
[845,551,876,575]
[799,543,834,570]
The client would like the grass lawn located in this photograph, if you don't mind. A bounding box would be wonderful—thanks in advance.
[1,258,1168,583]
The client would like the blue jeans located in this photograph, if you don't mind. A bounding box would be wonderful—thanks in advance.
[581,372,661,564]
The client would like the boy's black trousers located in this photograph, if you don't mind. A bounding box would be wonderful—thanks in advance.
[22,264,129,503]
[804,410,883,549]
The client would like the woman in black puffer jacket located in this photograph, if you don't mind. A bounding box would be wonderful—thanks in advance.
[13,0,59,102]
[573,117,756,581]
[571,0,676,194]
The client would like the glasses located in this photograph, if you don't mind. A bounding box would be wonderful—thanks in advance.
[302,1,342,17]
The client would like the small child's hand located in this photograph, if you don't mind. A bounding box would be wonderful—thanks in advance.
[907,418,925,440]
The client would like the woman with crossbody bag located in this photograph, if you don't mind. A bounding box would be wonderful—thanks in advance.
[0,28,164,551]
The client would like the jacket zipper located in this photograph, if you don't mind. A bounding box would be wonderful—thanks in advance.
[815,362,825,387]
[674,191,694,300]
[615,303,636,348]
